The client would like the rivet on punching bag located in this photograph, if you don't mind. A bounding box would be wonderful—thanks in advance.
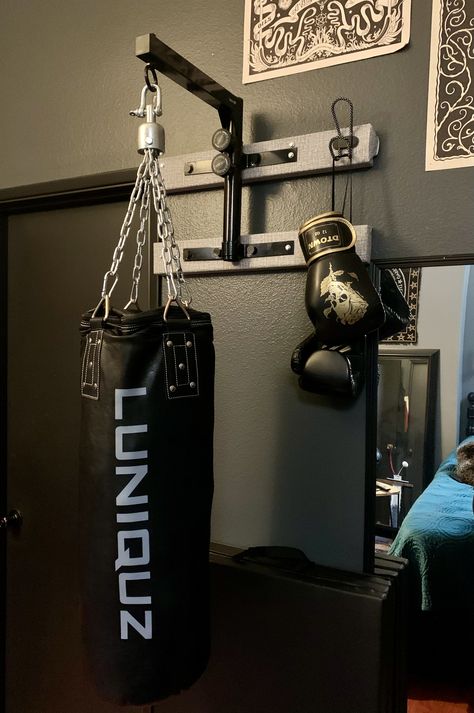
[79,75,214,706]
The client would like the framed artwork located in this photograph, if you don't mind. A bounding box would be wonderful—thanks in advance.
[243,0,412,84]
[426,0,474,171]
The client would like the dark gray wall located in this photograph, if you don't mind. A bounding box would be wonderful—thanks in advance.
[1,1,473,571]
[1,2,473,260]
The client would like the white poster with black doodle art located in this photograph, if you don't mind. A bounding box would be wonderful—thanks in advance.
[426,0,474,171]
[243,0,411,83]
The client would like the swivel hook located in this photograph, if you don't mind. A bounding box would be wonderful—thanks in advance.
[129,82,162,119]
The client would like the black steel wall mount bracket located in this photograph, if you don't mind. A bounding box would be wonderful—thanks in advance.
[135,33,244,262]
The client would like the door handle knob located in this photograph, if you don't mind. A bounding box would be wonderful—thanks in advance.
[0,509,23,530]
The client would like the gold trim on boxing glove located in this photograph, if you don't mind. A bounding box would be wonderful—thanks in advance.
[298,212,357,265]
[321,262,369,325]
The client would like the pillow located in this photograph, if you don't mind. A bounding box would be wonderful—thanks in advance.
[454,441,474,486]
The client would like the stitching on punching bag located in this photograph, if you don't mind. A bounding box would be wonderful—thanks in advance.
[81,329,103,400]
[162,332,199,399]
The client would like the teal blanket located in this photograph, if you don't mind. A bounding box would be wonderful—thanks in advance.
[389,438,474,611]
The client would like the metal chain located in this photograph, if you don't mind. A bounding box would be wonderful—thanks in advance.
[126,164,151,307]
[100,154,148,300]
[98,148,191,311]
[149,151,191,307]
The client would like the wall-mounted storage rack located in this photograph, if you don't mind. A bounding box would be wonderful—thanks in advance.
[154,228,372,276]
[136,33,379,277]
[157,124,379,195]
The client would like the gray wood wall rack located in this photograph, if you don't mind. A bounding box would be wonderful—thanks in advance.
[153,125,378,276]
[158,123,379,194]
[154,227,373,276]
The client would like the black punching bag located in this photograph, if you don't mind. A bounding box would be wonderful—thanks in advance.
[79,304,214,705]
[78,140,214,705]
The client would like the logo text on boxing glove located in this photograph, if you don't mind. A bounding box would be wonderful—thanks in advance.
[306,224,341,256]
[114,388,152,640]
[298,214,357,264]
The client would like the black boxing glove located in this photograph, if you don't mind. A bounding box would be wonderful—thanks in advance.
[299,212,385,345]
[291,333,364,398]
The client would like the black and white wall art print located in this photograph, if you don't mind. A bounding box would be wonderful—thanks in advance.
[426,0,474,171]
[243,0,411,84]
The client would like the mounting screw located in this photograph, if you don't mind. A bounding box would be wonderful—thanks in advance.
[288,151,295,159]
[285,243,292,252]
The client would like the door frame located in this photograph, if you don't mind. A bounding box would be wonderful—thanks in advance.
[0,169,145,713]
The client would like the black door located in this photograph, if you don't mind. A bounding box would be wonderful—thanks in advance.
[4,200,153,713]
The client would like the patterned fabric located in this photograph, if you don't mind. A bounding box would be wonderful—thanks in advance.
[381,267,421,344]
[389,437,474,611]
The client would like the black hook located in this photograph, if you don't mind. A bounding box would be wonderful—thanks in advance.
[329,97,355,221]
[329,97,356,160]
[144,64,158,92]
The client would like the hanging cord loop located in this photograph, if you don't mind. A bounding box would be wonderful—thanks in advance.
[94,79,191,321]
[329,97,355,222]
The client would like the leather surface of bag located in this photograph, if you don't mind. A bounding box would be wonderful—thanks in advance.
[79,304,215,705]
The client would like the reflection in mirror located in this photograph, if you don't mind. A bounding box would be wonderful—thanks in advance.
[376,349,439,529]
[375,264,474,536]
[378,265,474,687]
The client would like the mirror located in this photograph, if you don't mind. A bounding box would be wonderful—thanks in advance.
[374,263,474,535]
[376,348,439,528]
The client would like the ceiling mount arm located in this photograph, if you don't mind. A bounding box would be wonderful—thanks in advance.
[135,33,244,262]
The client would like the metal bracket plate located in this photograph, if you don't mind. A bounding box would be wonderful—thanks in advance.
[183,240,295,262]
[244,148,298,170]
[184,148,298,177]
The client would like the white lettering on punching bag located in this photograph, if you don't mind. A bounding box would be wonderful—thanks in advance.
[114,388,152,640]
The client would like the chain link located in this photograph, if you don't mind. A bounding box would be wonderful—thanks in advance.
[149,152,191,306]
[100,154,148,300]
[126,168,151,306]
[98,147,191,310]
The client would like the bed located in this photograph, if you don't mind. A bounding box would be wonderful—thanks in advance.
[389,436,474,612]
[388,438,474,682]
